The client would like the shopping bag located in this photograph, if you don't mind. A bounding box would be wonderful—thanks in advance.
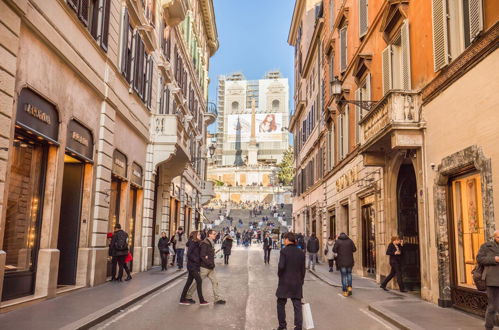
[125,252,133,263]
[302,302,314,329]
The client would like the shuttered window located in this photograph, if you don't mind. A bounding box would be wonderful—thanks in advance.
[382,46,392,95]
[401,20,411,90]
[340,26,347,72]
[382,22,411,94]
[343,105,349,158]
[468,0,483,42]
[160,85,170,114]
[100,0,111,51]
[67,0,110,52]
[329,0,334,31]
[120,11,134,83]
[359,0,368,37]
[355,89,361,145]
[432,0,449,71]
[338,114,344,159]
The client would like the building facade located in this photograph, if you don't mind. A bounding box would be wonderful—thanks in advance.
[0,0,218,308]
[289,0,498,316]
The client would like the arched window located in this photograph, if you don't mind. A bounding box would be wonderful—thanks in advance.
[272,99,280,111]
[232,101,239,111]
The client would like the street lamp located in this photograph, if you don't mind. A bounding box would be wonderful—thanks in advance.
[331,76,378,111]
[190,143,216,165]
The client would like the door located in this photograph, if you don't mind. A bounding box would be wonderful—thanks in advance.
[396,164,420,291]
[362,204,376,277]
[128,187,138,272]
[107,178,122,277]
[329,210,336,238]
[57,159,84,286]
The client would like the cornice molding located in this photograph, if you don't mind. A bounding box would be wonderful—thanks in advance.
[288,0,306,45]
[199,0,219,56]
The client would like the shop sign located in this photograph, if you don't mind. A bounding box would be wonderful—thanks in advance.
[336,165,359,192]
[131,162,143,187]
[66,120,93,162]
[112,149,128,178]
[16,88,59,143]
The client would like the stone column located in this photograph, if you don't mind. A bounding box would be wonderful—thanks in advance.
[141,144,156,270]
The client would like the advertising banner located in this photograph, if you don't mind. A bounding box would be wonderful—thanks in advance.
[226,113,282,142]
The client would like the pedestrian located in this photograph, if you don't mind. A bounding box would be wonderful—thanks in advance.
[306,232,320,270]
[110,224,132,282]
[157,232,170,271]
[170,235,176,267]
[185,230,226,304]
[172,227,186,270]
[276,232,306,330]
[333,232,356,297]
[324,236,336,272]
[263,233,273,264]
[180,231,208,306]
[380,236,407,292]
[477,230,499,330]
[107,232,118,281]
[297,233,306,252]
[221,234,233,265]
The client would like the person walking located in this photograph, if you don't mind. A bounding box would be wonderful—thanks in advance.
[263,233,273,264]
[110,224,132,282]
[179,231,208,306]
[306,233,320,271]
[324,237,336,272]
[107,232,118,281]
[333,232,356,297]
[185,230,226,304]
[221,234,233,265]
[172,227,186,270]
[380,236,407,292]
[276,232,306,330]
[157,232,170,271]
[477,230,499,330]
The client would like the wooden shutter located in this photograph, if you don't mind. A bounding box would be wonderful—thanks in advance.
[344,105,349,156]
[78,0,90,27]
[340,26,347,71]
[432,0,449,71]
[100,0,111,51]
[366,73,371,102]
[338,114,343,158]
[67,0,78,11]
[382,45,392,95]
[468,0,483,42]
[355,89,361,144]
[329,0,334,31]
[359,0,368,37]
[120,9,129,76]
[401,20,411,90]
[146,56,153,108]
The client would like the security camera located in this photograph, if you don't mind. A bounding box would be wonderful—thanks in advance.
[430,163,436,170]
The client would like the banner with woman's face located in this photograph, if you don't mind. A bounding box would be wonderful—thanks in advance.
[226,113,283,142]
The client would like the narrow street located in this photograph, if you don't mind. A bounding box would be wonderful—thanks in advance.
[91,246,393,330]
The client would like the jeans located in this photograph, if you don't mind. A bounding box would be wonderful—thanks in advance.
[381,263,405,291]
[176,248,185,269]
[308,253,317,269]
[485,286,499,329]
[180,270,204,302]
[186,267,223,301]
[277,298,302,330]
[340,267,353,291]
[160,252,169,270]
[264,248,271,263]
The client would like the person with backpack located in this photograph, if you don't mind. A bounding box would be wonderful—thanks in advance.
[477,230,499,330]
[110,224,132,281]
[380,236,407,292]
[306,233,320,271]
[172,227,186,270]
[333,232,356,296]
[157,232,170,271]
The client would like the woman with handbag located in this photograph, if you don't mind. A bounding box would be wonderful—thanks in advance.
[324,237,336,272]
[157,232,170,271]
[380,236,407,292]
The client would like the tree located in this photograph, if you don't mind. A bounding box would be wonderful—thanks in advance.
[277,147,294,185]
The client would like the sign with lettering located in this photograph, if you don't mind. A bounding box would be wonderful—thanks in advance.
[16,88,59,143]
[112,149,128,178]
[335,165,359,192]
[66,120,93,162]
[131,162,143,187]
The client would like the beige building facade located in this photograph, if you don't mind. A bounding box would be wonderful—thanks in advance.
[0,0,218,309]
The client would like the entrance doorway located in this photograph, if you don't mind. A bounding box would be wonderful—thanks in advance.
[396,164,421,291]
[328,209,336,238]
[127,187,138,271]
[362,204,376,277]
[57,156,85,286]
[107,178,122,277]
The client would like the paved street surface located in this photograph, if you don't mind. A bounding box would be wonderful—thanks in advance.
[90,246,394,330]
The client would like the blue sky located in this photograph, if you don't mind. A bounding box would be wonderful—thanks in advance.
[208,0,296,131]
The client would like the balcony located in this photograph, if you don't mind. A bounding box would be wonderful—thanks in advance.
[161,0,188,27]
[204,102,217,125]
[359,91,425,163]
[200,181,216,206]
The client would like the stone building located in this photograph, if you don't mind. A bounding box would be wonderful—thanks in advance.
[0,0,218,309]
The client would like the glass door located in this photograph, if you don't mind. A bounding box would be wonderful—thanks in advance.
[362,204,376,277]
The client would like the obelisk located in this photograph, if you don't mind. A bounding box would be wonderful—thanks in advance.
[248,98,258,165]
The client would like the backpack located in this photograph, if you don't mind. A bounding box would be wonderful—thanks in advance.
[472,264,487,292]
[114,232,128,251]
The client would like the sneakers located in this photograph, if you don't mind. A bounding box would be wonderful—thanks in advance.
[179,300,191,305]
[187,299,196,304]
[215,300,226,305]
[342,291,349,297]
[199,300,209,306]
[347,286,352,296]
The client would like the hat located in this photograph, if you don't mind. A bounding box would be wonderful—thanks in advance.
[107,232,113,238]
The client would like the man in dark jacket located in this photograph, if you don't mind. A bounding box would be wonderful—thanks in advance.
[306,233,320,271]
[276,232,306,330]
[333,232,356,296]
[263,233,273,264]
[185,230,226,304]
[157,232,170,271]
[110,224,132,281]
[477,230,499,330]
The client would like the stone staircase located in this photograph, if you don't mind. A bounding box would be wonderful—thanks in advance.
[211,204,292,232]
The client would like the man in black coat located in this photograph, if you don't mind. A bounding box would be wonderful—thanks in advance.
[263,233,273,264]
[333,232,356,296]
[306,233,320,270]
[276,232,306,330]
[110,224,131,281]
[477,230,499,330]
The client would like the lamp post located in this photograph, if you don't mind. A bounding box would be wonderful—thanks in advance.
[331,76,378,111]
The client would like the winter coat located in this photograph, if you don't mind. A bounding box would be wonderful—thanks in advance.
[276,244,306,299]
[157,237,170,254]
[173,232,187,249]
[186,239,201,272]
[307,236,320,253]
[477,240,499,287]
[333,233,357,268]
[222,237,233,255]
[110,230,129,257]
[324,241,336,260]
[263,237,273,250]
[200,238,216,269]
[386,243,403,265]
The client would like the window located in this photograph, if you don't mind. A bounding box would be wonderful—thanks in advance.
[382,20,411,94]
[359,0,368,37]
[338,107,349,159]
[161,26,171,61]
[232,101,239,112]
[355,74,371,144]
[432,0,483,71]
[120,11,134,83]
[159,84,170,114]
[329,53,334,93]
[67,0,111,51]
[327,126,335,170]
[272,100,280,111]
[340,26,348,72]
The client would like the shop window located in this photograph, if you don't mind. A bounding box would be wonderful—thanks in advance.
[451,173,485,288]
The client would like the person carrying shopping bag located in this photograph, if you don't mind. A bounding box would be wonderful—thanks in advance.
[380,236,407,292]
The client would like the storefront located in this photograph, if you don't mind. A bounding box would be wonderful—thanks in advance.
[2,88,59,300]
[360,195,376,278]
[57,120,93,286]
[128,162,143,272]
